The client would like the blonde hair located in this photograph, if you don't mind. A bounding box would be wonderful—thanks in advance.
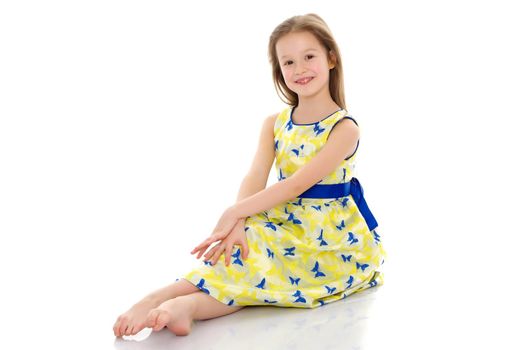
[268,13,346,109]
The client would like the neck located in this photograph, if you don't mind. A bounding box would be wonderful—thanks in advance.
[294,93,341,121]
[294,80,341,117]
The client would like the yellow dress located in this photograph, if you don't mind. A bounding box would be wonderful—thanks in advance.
[181,106,386,308]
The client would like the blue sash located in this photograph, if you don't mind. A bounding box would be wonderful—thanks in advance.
[297,177,378,231]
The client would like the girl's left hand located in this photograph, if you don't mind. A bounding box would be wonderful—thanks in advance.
[190,206,241,259]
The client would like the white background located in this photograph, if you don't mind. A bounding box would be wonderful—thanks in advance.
[1,0,524,349]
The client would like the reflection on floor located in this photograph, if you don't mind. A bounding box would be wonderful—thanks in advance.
[114,287,380,350]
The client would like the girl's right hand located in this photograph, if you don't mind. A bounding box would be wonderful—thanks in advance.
[203,218,249,266]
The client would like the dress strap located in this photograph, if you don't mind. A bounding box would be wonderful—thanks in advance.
[273,106,292,135]
[326,115,360,160]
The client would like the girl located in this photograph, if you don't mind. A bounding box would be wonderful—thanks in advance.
[113,13,386,338]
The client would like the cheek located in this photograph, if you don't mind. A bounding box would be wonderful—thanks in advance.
[282,68,293,79]
[282,69,294,83]
[310,62,326,75]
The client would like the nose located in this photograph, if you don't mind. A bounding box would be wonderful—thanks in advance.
[294,62,307,75]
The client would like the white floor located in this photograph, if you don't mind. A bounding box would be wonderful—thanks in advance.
[8,264,519,350]
[113,287,380,350]
[2,1,525,349]
[108,271,524,350]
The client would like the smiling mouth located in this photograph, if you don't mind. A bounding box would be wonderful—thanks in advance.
[295,77,314,85]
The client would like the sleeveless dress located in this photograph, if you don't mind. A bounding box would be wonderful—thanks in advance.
[180,106,386,308]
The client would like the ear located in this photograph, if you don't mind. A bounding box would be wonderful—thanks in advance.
[328,50,337,69]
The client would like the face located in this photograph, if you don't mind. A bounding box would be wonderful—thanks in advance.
[275,31,335,100]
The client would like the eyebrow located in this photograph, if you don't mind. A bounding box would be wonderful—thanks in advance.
[279,48,320,60]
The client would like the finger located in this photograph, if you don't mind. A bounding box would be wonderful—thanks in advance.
[204,242,220,256]
[193,235,222,256]
[195,243,212,259]
[192,247,204,259]
[224,243,233,266]
[196,247,209,260]
[241,240,249,259]
[210,245,222,265]
[191,241,209,255]
[192,237,215,253]
[211,243,225,265]
[204,245,218,261]
[191,241,204,254]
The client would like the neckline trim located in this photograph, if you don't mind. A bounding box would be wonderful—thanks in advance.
[289,106,345,125]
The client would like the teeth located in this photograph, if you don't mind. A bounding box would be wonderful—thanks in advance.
[296,77,312,84]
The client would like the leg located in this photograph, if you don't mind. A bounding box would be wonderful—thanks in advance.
[114,278,199,337]
[146,291,245,336]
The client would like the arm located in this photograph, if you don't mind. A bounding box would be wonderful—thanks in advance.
[233,175,270,228]
[234,112,278,219]
[190,113,278,257]
[230,118,360,218]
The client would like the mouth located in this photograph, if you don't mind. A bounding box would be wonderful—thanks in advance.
[294,77,314,85]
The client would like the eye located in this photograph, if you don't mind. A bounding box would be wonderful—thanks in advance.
[283,60,293,66]
[306,54,315,60]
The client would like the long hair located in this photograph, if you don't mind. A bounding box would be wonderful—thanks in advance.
[268,13,346,109]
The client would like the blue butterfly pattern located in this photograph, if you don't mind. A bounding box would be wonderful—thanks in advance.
[373,230,381,243]
[293,290,306,304]
[313,122,325,135]
[311,261,326,278]
[180,107,385,309]
[346,275,354,288]
[284,247,296,256]
[325,285,336,294]
[285,207,302,224]
[265,221,277,231]
[316,229,328,246]
[289,276,301,285]
[231,248,243,266]
[291,198,303,207]
[291,144,304,156]
[255,277,266,289]
[347,232,359,244]
[341,254,352,262]
[196,279,210,294]
[285,119,293,131]
[356,262,369,272]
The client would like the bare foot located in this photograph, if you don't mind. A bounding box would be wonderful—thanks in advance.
[145,297,196,336]
[113,299,157,337]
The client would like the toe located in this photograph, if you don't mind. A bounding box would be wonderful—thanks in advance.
[118,320,129,337]
[153,311,170,332]
[113,321,120,337]
[145,309,159,328]
[131,322,143,336]
[124,324,132,336]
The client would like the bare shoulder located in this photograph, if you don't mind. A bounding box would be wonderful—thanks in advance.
[246,112,279,178]
[328,117,360,140]
[264,112,279,126]
[289,117,360,192]
[259,112,279,136]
